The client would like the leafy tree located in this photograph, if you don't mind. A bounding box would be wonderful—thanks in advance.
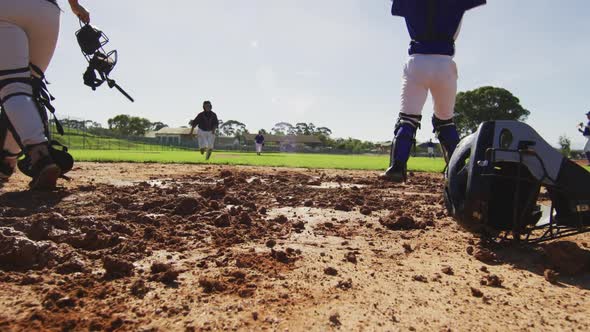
[454,86,530,136]
[314,126,332,137]
[220,120,248,137]
[151,122,168,131]
[258,129,268,135]
[295,123,310,135]
[272,122,294,136]
[107,114,153,136]
[558,135,571,157]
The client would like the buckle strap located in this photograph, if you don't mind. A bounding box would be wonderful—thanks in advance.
[397,112,422,130]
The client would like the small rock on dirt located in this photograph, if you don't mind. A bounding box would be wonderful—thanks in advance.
[324,267,338,276]
[470,287,484,298]
[103,256,134,278]
[544,269,559,284]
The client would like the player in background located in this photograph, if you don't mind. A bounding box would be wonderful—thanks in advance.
[427,139,435,158]
[0,0,90,190]
[255,131,265,156]
[189,100,219,161]
[382,0,486,182]
[578,111,590,165]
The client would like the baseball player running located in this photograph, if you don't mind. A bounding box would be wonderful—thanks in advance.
[579,111,590,164]
[189,100,219,160]
[382,0,486,182]
[0,0,90,190]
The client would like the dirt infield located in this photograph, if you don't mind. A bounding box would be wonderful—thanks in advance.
[0,163,589,331]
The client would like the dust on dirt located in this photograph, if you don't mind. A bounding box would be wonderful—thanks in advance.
[0,162,589,331]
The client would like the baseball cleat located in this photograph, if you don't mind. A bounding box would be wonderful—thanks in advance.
[29,156,61,191]
[380,162,407,183]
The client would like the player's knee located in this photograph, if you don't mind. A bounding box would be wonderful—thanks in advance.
[0,73,33,103]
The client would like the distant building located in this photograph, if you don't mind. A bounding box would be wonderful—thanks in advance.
[243,134,322,152]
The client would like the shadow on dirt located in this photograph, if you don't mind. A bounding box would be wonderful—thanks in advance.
[491,241,590,290]
[0,189,69,215]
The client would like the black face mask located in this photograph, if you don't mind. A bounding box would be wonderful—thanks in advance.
[76,23,134,102]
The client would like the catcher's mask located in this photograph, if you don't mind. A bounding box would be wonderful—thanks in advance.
[76,23,134,102]
[444,120,590,243]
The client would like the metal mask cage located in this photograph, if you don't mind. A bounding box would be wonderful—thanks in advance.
[446,121,590,244]
[76,23,110,57]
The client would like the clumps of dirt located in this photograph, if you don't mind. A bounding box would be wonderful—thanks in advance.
[324,267,338,276]
[402,243,413,254]
[103,256,134,278]
[199,185,226,200]
[480,274,503,287]
[344,252,357,264]
[441,266,454,275]
[130,279,150,298]
[379,215,432,231]
[292,220,305,232]
[55,259,87,275]
[336,278,353,290]
[265,239,277,248]
[174,197,202,215]
[150,262,180,284]
[334,200,353,212]
[0,227,56,271]
[359,206,372,216]
[543,241,590,275]
[214,214,231,228]
[544,269,559,284]
[467,247,498,264]
[329,313,342,327]
[412,275,428,283]
[271,249,298,264]
[470,287,484,298]
[238,212,252,226]
[273,215,288,224]
[198,277,227,293]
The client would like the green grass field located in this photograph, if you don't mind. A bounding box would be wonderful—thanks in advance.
[70,150,447,172]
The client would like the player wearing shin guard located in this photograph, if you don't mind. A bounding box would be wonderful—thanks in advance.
[189,101,219,161]
[0,0,89,190]
[382,0,486,182]
[579,111,590,165]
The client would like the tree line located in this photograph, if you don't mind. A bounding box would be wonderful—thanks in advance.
[57,86,550,152]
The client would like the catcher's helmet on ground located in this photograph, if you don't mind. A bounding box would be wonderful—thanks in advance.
[444,121,590,243]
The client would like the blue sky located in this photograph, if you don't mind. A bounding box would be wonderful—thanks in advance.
[48,0,589,148]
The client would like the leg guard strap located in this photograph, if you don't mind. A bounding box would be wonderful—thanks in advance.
[432,116,460,162]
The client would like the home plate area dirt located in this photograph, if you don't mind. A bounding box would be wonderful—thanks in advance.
[0,163,589,331]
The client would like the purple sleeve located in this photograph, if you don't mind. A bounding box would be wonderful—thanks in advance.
[462,0,486,11]
[391,0,407,17]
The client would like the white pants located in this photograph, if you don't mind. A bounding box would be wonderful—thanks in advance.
[197,130,215,150]
[0,0,60,156]
[256,143,263,153]
[399,54,458,121]
[584,136,590,153]
[427,147,434,155]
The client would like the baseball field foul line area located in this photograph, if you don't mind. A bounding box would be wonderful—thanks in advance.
[70,150,450,172]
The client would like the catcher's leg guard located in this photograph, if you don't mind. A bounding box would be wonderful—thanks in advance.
[433,116,460,163]
[382,113,421,182]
